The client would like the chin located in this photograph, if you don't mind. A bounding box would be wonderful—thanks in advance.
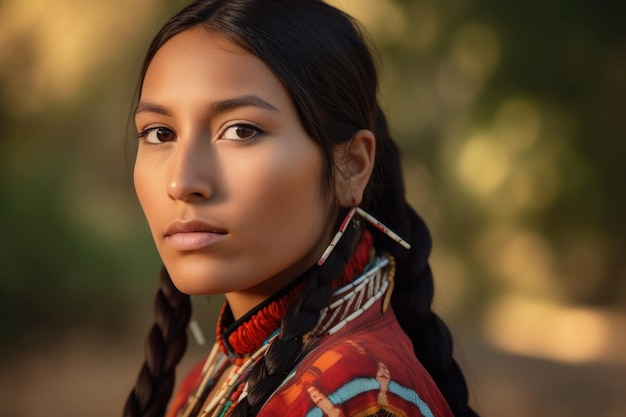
[168,271,220,295]
[162,260,221,295]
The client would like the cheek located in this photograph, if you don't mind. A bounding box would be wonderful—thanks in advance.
[133,163,147,211]
[226,146,330,240]
[134,162,150,212]
[133,157,163,228]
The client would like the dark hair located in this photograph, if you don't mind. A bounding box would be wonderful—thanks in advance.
[124,1,478,417]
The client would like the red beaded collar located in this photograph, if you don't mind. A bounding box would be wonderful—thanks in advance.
[217,230,373,359]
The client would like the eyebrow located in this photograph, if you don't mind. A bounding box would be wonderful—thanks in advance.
[134,94,280,116]
[212,95,280,113]
[134,102,171,116]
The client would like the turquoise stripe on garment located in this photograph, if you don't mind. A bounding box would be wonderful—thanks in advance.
[327,378,380,403]
[304,378,435,417]
[389,381,435,417]
[306,408,323,417]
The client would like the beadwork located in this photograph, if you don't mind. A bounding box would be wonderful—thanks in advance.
[313,255,391,337]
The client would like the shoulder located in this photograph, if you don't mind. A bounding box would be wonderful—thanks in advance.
[258,307,453,417]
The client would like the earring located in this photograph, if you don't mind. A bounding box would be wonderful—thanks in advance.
[355,208,411,250]
[317,206,410,266]
[189,318,206,346]
[317,207,357,266]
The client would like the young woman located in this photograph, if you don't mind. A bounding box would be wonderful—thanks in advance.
[124,1,479,417]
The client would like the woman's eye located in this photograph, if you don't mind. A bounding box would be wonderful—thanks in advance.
[221,124,261,141]
[138,127,176,144]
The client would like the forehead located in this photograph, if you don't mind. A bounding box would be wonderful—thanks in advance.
[141,27,291,108]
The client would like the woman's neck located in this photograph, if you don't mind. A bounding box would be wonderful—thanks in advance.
[224,291,276,321]
[224,233,332,320]
[217,230,373,358]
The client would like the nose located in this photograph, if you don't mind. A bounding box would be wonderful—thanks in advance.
[167,139,214,202]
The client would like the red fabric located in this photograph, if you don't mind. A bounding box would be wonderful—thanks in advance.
[166,360,204,417]
[257,300,453,417]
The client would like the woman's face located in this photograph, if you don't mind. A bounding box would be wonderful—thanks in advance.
[134,28,334,316]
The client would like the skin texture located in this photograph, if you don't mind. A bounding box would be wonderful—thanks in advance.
[134,28,376,319]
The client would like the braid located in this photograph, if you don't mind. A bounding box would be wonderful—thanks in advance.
[230,217,362,417]
[124,266,191,417]
[369,109,478,417]
[393,209,478,417]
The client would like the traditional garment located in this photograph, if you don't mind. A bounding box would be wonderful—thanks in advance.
[258,299,453,417]
[168,232,453,417]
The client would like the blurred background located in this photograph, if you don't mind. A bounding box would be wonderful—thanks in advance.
[1,0,624,416]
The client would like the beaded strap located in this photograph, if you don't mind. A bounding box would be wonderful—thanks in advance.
[313,255,392,337]
[199,335,277,417]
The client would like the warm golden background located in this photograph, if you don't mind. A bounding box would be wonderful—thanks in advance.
[1,0,625,416]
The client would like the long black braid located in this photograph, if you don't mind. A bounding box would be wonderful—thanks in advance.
[369,109,479,417]
[123,266,191,417]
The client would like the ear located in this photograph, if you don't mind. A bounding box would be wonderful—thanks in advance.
[334,129,376,207]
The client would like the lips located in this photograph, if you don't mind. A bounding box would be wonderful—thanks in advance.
[164,220,228,251]
[165,220,228,236]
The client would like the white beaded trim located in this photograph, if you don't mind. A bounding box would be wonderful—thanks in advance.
[314,256,390,336]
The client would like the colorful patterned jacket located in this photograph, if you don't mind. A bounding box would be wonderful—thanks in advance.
[169,298,453,417]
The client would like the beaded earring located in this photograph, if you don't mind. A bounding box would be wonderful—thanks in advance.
[355,207,411,249]
[317,206,410,266]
